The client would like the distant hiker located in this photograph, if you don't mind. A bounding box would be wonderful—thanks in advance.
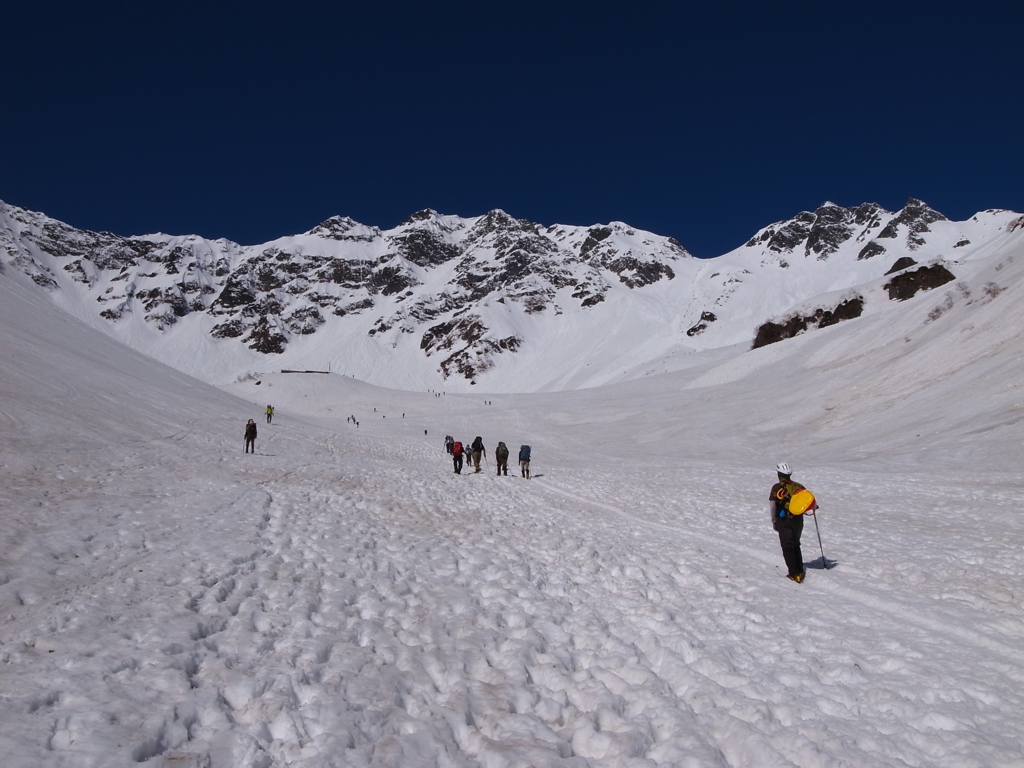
[519,445,531,478]
[471,436,486,473]
[452,440,464,474]
[244,419,258,454]
[445,436,454,454]
[770,462,806,583]
[495,441,509,476]
[265,405,274,424]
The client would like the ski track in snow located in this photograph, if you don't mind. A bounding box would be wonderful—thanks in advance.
[3,414,1023,768]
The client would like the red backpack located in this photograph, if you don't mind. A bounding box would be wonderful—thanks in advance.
[452,441,463,457]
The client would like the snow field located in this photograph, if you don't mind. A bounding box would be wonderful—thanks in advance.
[2,267,1024,766]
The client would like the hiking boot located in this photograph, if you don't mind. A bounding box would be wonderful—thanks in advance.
[786,573,803,583]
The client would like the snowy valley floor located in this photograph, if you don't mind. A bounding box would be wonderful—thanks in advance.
[2,373,1023,768]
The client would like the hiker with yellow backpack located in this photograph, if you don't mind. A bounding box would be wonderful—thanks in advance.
[769,462,818,583]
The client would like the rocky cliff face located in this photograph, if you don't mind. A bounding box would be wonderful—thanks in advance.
[0,203,688,385]
[743,199,948,264]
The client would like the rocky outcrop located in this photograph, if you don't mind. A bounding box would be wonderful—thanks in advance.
[752,297,865,349]
[743,200,950,263]
[884,263,956,301]
[744,203,887,260]
[876,198,947,250]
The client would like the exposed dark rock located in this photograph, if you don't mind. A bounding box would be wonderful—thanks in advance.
[214,276,256,309]
[522,294,548,314]
[884,264,956,301]
[687,311,718,337]
[306,292,340,308]
[370,265,417,296]
[764,212,816,253]
[246,317,287,354]
[465,210,538,243]
[877,198,947,249]
[852,202,885,229]
[64,260,92,284]
[857,241,887,261]
[403,209,437,224]
[286,306,324,335]
[606,257,675,288]
[804,204,854,259]
[320,258,373,287]
[306,216,371,240]
[333,298,374,317]
[240,296,284,319]
[752,297,864,349]
[885,256,918,275]
[579,227,613,259]
[421,315,489,355]
[389,229,460,267]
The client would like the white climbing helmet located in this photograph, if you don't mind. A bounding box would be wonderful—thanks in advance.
[776,462,792,476]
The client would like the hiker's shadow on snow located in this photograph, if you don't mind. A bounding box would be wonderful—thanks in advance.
[807,556,838,570]
[532,473,545,478]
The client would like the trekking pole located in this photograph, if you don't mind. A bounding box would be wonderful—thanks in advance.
[809,505,828,568]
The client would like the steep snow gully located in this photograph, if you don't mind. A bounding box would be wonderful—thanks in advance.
[2,252,1024,766]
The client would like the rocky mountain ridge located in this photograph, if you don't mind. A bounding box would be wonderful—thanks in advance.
[1,198,1020,391]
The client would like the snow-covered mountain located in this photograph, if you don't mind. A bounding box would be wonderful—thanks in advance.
[4,195,1024,767]
[1,198,1021,391]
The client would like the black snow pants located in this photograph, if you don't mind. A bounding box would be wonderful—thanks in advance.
[776,514,804,577]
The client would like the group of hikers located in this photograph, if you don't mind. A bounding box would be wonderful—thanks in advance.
[444,435,531,478]
[243,407,814,583]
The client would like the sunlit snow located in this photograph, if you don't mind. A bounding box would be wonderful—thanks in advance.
[1,222,1023,766]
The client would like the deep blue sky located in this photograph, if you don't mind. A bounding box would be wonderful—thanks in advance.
[2,1,1021,257]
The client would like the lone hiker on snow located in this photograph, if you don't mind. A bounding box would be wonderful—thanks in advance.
[244,419,258,454]
[265,405,274,424]
[770,462,805,583]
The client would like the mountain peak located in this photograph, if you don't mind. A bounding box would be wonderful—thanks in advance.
[306,215,360,239]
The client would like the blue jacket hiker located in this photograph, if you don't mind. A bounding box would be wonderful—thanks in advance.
[519,445,531,479]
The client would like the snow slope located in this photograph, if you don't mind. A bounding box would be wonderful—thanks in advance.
[2,224,1024,767]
